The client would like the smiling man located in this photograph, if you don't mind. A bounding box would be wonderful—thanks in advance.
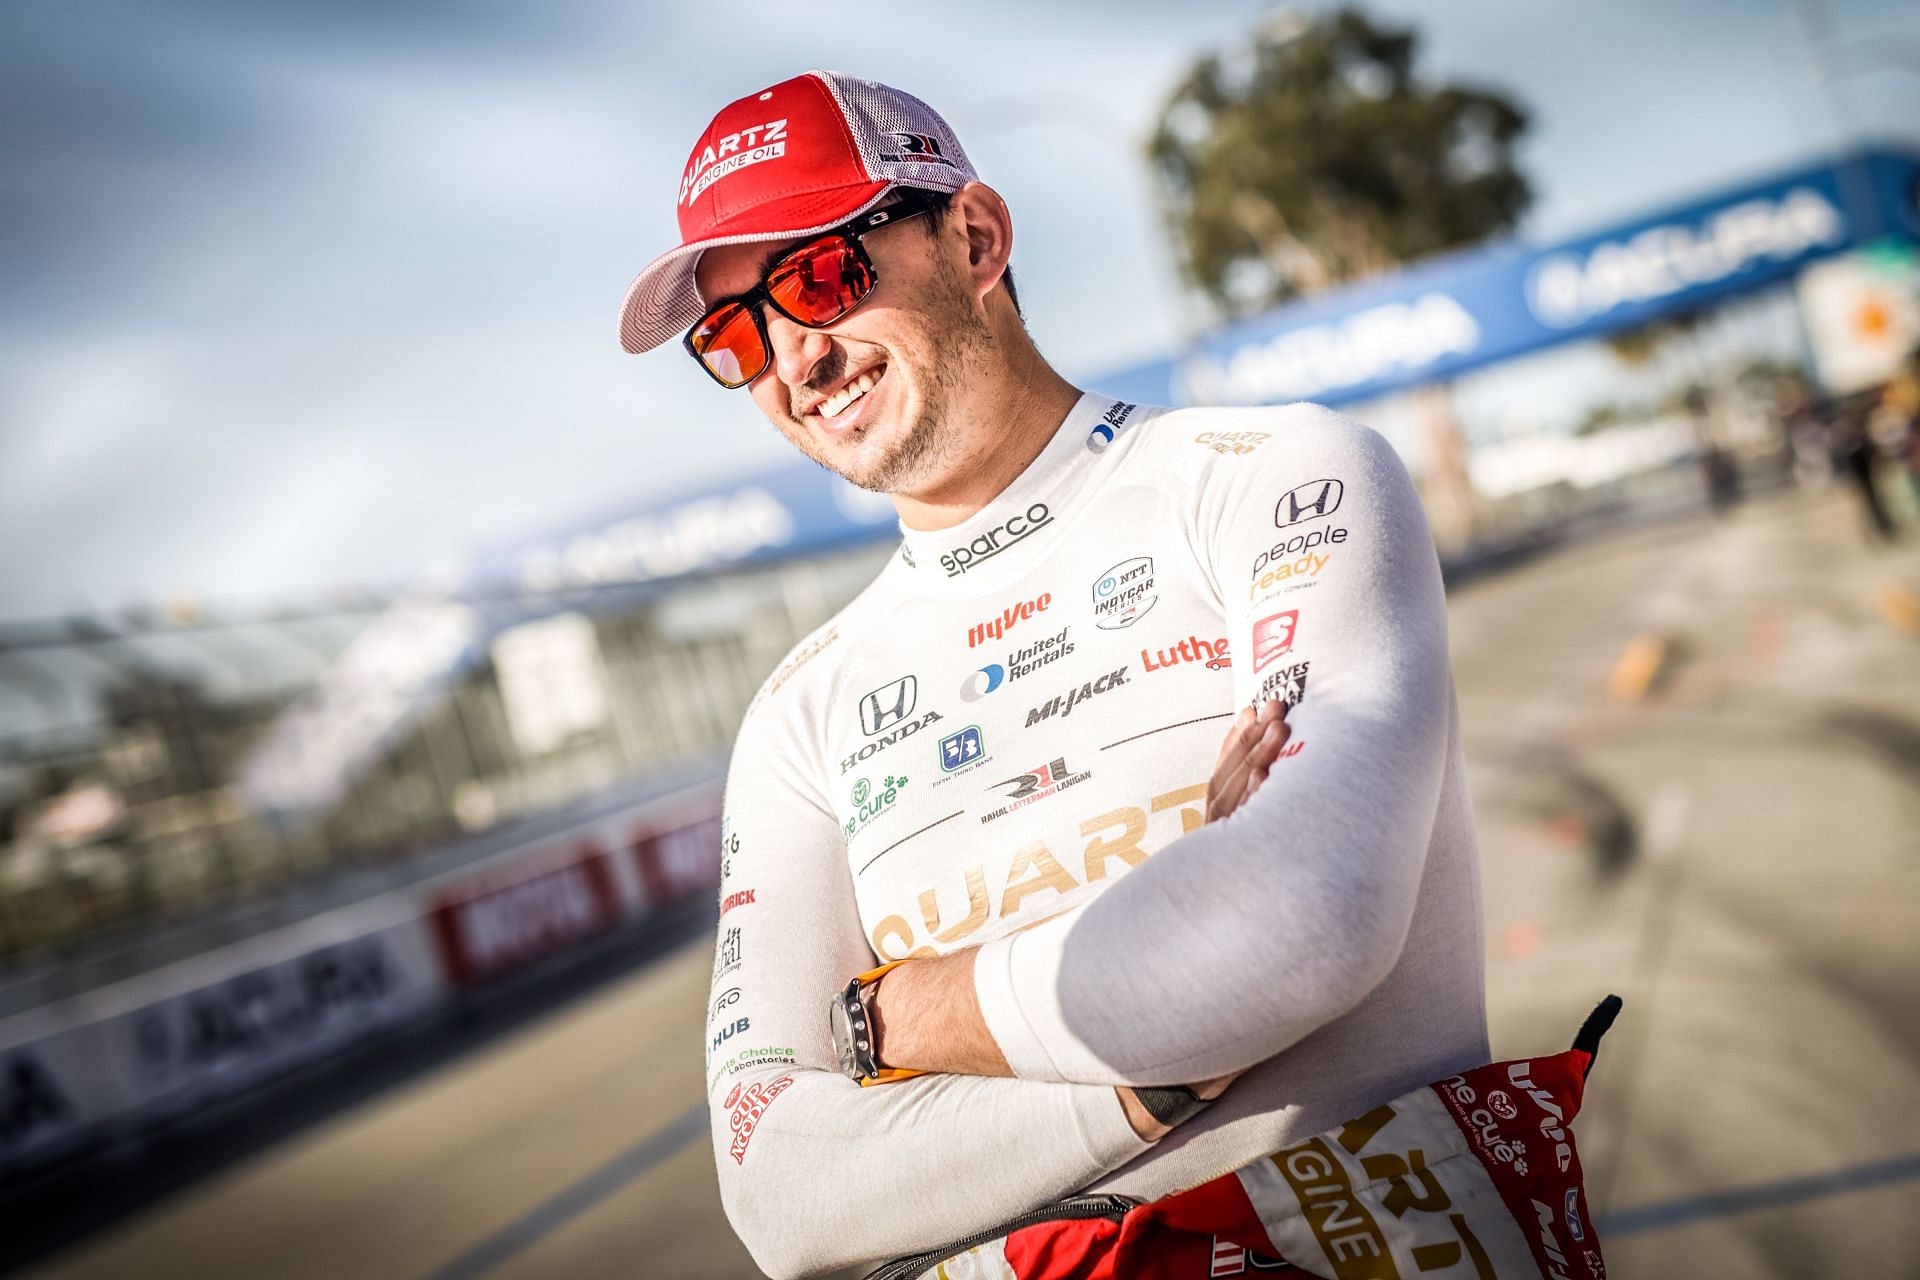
[619,72,1488,1279]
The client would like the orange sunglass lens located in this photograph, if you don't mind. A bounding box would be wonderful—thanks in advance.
[690,302,766,387]
[767,240,871,325]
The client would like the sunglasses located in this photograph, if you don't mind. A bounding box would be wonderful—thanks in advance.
[684,195,935,389]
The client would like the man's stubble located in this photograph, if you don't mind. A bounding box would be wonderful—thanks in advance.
[783,254,994,495]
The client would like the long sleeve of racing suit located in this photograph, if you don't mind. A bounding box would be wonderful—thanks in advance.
[973,406,1456,1087]
[706,697,1150,1278]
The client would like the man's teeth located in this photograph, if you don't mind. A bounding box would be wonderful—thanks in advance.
[818,369,880,420]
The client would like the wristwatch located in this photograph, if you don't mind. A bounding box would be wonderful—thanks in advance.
[829,961,925,1087]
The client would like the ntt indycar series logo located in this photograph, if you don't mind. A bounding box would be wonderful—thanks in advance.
[1092,557,1156,630]
[940,503,1051,576]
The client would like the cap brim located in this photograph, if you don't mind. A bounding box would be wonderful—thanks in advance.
[618,181,893,355]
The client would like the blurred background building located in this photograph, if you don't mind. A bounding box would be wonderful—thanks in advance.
[2,2,1918,1278]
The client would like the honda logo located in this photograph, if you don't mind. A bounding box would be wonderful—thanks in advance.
[859,676,917,736]
[1274,478,1343,528]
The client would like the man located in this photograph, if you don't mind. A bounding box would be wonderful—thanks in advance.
[620,72,1488,1278]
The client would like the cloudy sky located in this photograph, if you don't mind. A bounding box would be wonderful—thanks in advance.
[2,0,1916,623]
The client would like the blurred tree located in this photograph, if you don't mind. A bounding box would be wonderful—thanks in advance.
[1150,6,1533,317]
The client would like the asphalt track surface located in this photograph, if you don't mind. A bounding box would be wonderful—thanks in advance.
[19,483,1920,1279]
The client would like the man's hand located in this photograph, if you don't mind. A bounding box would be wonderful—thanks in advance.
[1117,700,1292,1138]
[867,701,1292,1139]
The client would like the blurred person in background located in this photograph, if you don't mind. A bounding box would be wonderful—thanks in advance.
[619,72,1489,1276]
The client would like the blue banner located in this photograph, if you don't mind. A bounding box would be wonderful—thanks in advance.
[1094,147,1920,410]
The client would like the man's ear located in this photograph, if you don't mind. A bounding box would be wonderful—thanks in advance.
[948,182,1014,306]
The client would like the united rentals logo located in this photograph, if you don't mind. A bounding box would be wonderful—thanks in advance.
[1086,401,1138,452]
[969,592,1051,648]
[881,131,956,167]
[941,502,1052,576]
[1275,478,1344,528]
[1024,666,1129,726]
[1251,610,1299,674]
[1091,557,1156,630]
[681,118,790,208]
[846,676,941,774]
[979,756,1092,824]
[959,663,1005,702]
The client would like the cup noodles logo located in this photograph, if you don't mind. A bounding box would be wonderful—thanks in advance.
[1252,610,1299,673]
[726,1075,795,1164]
[681,119,790,208]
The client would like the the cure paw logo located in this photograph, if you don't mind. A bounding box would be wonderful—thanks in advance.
[1274,478,1344,527]
[881,131,956,166]
[1086,401,1137,452]
[681,118,790,208]
[959,664,1004,702]
[1092,557,1156,630]
[844,775,910,841]
[1251,610,1299,673]
[979,757,1092,824]
[726,1075,794,1165]
[940,726,985,773]
[1024,667,1128,726]
[845,677,940,774]
[941,503,1051,576]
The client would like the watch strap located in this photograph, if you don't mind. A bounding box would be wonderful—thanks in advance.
[842,961,926,1088]
[1130,1084,1209,1126]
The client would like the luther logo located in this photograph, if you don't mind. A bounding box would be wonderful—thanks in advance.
[1275,479,1343,528]
[859,676,917,736]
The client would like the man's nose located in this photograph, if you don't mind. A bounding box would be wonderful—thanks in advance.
[765,309,832,391]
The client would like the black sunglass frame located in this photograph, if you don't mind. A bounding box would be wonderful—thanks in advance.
[683,194,937,389]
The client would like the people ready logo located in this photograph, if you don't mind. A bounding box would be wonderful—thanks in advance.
[681,118,791,208]
[845,676,941,774]
[1086,401,1138,452]
[844,774,910,841]
[1092,557,1156,630]
[941,502,1052,576]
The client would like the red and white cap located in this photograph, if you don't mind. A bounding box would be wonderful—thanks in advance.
[618,70,979,355]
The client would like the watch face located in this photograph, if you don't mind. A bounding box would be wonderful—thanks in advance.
[830,995,857,1077]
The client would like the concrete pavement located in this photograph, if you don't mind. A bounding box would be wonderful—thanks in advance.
[24,483,1920,1280]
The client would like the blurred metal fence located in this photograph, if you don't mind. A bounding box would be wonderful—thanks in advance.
[0,544,894,964]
